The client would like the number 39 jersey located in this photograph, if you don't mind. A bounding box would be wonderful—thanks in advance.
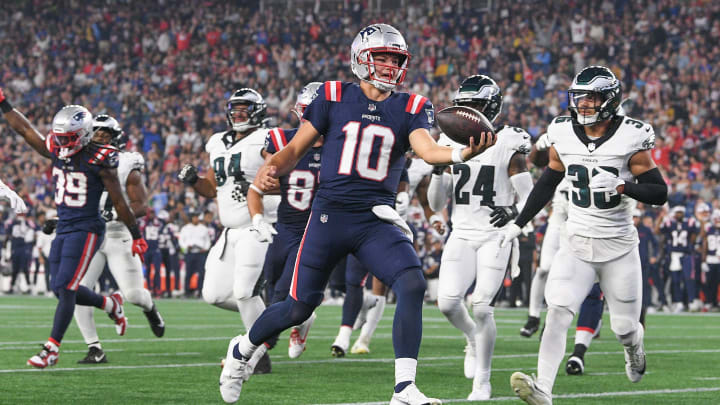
[303,81,434,208]
[438,125,531,236]
[547,115,656,239]
[265,128,322,234]
[206,129,280,229]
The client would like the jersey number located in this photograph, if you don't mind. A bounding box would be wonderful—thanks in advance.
[339,122,395,181]
[708,234,719,253]
[567,164,621,209]
[287,170,316,211]
[671,229,688,247]
[452,164,495,206]
[53,167,88,208]
[214,153,246,187]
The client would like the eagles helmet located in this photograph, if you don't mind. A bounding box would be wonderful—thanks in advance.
[92,114,127,149]
[568,66,622,126]
[350,24,411,92]
[49,105,94,159]
[452,75,503,123]
[226,88,267,133]
[292,82,323,121]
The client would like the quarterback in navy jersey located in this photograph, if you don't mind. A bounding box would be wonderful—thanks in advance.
[0,88,147,369]
[221,24,494,405]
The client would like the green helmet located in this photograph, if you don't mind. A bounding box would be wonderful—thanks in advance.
[568,66,622,126]
[452,75,503,123]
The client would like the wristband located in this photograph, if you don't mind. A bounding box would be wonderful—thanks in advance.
[0,100,13,114]
[451,148,464,164]
[249,184,264,196]
[128,225,142,240]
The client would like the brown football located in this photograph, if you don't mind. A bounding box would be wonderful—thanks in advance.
[436,105,495,146]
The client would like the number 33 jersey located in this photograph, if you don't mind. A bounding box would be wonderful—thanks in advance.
[205,129,280,229]
[547,115,655,240]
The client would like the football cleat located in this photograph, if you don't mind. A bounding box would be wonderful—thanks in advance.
[467,382,491,401]
[353,294,378,330]
[689,298,703,312]
[624,325,646,383]
[463,343,475,379]
[27,344,59,369]
[520,316,540,338]
[143,303,165,337]
[252,352,271,375]
[219,336,251,403]
[78,346,107,364]
[510,372,552,405]
[330,343,346,358]
[288,312,316,359]
[390,383,442,405]
[350,335,370,355]
[565,355,584,375]
[108,292,127,336]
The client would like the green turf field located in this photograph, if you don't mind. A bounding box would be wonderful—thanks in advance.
[1,296,718,404]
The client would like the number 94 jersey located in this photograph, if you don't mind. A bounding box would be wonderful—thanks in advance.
[205,129,280,229]
[438,125,531,237]
[547,115,655,239]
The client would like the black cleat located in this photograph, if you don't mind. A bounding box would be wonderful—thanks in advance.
[566,355,584,375]
[331,345,346,358]
[143,304,165,337]
[78,346,108,364]
[520,316,540,338]
[252,352,272,375]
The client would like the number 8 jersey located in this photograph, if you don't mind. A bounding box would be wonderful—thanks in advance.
[205,129,280,229]
[547,115,655,240]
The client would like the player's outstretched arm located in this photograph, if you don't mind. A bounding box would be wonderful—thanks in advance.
[100,167,148,260]
[0,89,51,159]
[178,164,217,198]
[125,170,148,218]
[409,128,495,165]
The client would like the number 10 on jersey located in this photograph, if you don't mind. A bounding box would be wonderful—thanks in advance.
[339,122,395,182]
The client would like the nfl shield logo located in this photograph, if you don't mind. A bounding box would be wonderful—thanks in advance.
[320,214,328,223]
[314,153,320,161]
[368,104,376,112]
[588,142,596,152]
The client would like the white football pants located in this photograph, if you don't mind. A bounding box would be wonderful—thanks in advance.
[528,221,563,318]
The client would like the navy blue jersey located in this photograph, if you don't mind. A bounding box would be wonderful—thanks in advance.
[50,142,118,235]
[705,224,720,258]
[140,217,165,250]
[303,81,434,208]
[660,217,699,254]
[266,128,322,233]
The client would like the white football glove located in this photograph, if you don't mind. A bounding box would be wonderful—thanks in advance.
[0,180,28,214]
[589,167,624,195]
[701,262,710,273]
[499,223,523,248]
[535,133,552,151]
[251,214,277,243]
[395,191,410,218]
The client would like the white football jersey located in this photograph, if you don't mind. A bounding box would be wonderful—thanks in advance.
[205,129,280,229]
[406,158,433,198]
[548,115,655,239]
[101,151,145,234]
[439,126,532,237]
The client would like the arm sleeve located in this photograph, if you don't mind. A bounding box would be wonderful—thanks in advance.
[427,172,452,212]
[515,167,565,227]
[510,171,534,213]
[623,168,668,205]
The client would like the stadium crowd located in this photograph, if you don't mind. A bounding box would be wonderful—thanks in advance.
[1,0,719,310]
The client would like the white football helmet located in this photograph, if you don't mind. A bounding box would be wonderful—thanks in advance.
[350,24,410,92]
[226,88,267,133]
[568,66,622,126]
[292,82,323,121]
[49,105,94,159]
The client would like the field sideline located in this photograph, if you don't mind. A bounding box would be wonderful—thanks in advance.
[1,296,719,404]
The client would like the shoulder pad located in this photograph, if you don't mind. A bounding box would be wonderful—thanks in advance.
[323,81,343,102]
[497,126,532,154]
[87,143,119,168]
[621,116,655,151]
[205,131,226,153]
[123,151,145,171]
[405,93,430,114]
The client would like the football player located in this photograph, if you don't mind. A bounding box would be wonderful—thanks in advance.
[250,82,323,359]
[178,88,280,374]
[220,24,494,405]
[658,205,700,312]
[702,210,720,311]
[73,115,165,364]
[0,89,147,368]
[426,75,533,400]
[502,66,667,404]
[564,284,604,375]
[0,177,28,214]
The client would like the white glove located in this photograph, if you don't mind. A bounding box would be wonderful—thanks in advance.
[589,167,624,195]
[0,181,28,214]
[395,191,409,218]
[372,205,413,242]
[251,214,277,243]
[499,223,523,248]
[702,262,710,273]
[535,133,551,151]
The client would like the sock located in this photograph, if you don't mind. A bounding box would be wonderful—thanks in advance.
[391,270,425,359]
[341,284,364,327]
[572,343,587,358]
[75,285,105,308]
[360,294,386,341]
[88,341,102,350]
[237,296,266,332]
[50,289,78,343]
[536,306,574,393]
[438,297,477,345]
[74,303,100,345]
[235,334,259,360]
[574,329,594,348]
[46,338,60,352]
[334,325,352,349]
[247,343,267,369]
[472,304,496,387]
[394,358,417,391]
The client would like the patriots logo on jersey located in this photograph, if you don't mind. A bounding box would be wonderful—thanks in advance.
[320,213,328,223]
[368,104,376,112]
[426,109,434,125]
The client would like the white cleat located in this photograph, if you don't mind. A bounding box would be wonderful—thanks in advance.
[467,382,491,400]
[288,312,316,359]
[390,383,442,405]
[688,298,703,312]
[350,335,370,354]
[463,343,476,379]
[624,325,646,383]
[219,336,251,403]
[510,372,552,405]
